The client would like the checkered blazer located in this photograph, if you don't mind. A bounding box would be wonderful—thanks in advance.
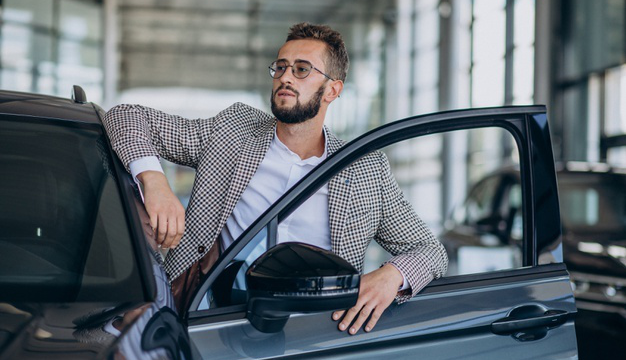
[103,102,448,301]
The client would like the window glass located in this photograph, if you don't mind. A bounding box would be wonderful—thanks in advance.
[0,117,144,302]
[193,126,524,314]
[437,128,522,276]
[197,228,268,310]
[471,0,506,107]
[559,175,626,233]
[2,0,54,28]
[59,0,102,42]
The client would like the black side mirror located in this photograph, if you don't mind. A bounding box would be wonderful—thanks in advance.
[245,242,360,333]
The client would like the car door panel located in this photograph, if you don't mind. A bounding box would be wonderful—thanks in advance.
[188,264,576,359]
[185,106,577,359]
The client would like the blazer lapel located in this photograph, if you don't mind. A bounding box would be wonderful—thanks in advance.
[217,120,276,230]
[326,128,352,255]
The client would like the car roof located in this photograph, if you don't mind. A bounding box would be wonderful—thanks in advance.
[0,89,101,124]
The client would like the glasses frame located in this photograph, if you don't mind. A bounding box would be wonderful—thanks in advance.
[268,59,335,81]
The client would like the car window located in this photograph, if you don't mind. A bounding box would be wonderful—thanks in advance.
[559,175,626,233]
[197,227,268,310]
[393,128,525,277]
[461,176,501,225]
[191,126,527,313]
[0,117,145,302]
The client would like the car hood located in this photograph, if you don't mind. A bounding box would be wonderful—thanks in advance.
[0,259,190,360]
[563,230,626,277]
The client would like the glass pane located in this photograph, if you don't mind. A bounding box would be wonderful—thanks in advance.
[472,0,506,107]
[438,128,522,276]
[376,126,523,277]
[59,0,103,42]
[559,175,626,233]
[197,227,268,310]
[57,42,103,102]
[0,118,143,302]
[513,0,536,105]
[3,0,54,28]
[604,65,626,136]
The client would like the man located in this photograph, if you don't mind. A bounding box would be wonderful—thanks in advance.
[103,22,447,335]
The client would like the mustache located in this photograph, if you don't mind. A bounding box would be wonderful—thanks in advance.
[273,85,300,97]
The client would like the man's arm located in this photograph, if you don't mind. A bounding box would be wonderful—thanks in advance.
[103,104,212,171]
[103,104,211,248]
[334,151,448,334]
[138,171,185,249]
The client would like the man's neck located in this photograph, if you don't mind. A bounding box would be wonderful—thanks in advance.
[275,119,325,160]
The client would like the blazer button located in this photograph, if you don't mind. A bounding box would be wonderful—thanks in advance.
[198,245,206,254]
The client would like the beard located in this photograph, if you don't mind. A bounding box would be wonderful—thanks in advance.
[271,84,325,124]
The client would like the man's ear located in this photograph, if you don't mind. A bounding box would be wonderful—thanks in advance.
[324,80,344,103]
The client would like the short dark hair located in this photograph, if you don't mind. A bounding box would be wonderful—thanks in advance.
[286,22,349,82]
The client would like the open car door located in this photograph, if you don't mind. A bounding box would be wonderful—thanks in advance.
[184,106,577,359]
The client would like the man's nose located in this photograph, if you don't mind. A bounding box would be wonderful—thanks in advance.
[280,66,297,84]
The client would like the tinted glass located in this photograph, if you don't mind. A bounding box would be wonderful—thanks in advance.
[559,173,626,233]
[0,117,144,302]
[390,128,524,276]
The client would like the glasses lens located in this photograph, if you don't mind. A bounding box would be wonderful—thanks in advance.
[293,61,312,79]
[269,60,287,79]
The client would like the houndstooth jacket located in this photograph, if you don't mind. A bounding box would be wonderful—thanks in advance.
[103,102,448,300]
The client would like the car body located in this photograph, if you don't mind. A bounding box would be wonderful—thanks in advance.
[439,161,626,357]
[0,89,578,359]
[440,162,626,311]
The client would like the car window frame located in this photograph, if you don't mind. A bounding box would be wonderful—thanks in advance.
[0,111,159,312]
[184,106,561,321]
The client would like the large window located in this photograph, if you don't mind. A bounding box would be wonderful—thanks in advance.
[0,0,103,103]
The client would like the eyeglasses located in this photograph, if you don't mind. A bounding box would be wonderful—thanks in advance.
[269,59,334,81]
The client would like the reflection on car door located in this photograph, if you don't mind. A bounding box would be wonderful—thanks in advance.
[185,106,577,359]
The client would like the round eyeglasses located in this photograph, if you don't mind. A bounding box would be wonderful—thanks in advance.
[269,59,334,81]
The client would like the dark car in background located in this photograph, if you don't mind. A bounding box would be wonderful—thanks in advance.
[440,161,626,358]
[0,89,579,359]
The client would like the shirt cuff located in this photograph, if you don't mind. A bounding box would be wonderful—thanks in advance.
[387,263,409,291]
[103,317,122,337]
[129,156,164,182]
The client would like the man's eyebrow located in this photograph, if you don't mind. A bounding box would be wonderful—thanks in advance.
[274,58,312,63]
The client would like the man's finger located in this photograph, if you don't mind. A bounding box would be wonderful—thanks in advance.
[364,309,383,332]
[348,304,373,335]
[173,216,185,248]
[338,305,361,332]
[332,310,345,321]
[162,217,178,248]
[157,214,169,245]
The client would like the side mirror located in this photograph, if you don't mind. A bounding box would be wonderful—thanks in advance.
[245,242,360,333]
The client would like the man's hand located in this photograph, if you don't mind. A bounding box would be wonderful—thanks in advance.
[332,264,404,335]
[138,171,185,249]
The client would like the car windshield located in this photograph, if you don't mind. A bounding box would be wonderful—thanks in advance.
[0,116,145,302]
[559,173,626,233]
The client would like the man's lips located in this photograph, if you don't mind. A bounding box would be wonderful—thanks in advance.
[275,85,298,99]
[277,90,296,97]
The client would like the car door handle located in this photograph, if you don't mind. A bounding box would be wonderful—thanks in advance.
[491,305,568,335]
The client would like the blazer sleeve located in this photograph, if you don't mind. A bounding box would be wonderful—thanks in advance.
[374,151,449,303]
[102,103,216,171]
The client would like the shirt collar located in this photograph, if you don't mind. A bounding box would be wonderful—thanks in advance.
[272,127,328,166]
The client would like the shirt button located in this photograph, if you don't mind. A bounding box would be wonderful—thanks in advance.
[198,245,206,254]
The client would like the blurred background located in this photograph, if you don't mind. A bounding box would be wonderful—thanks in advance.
[1,0,625,356]
[2,0,625,223]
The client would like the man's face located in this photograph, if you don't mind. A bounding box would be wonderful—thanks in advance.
[270,40,331,124]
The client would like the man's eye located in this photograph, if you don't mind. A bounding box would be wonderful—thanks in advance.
[296,67,310,73]
[276,65,287,71]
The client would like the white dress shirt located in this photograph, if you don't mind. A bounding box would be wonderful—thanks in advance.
[218,130,330,251]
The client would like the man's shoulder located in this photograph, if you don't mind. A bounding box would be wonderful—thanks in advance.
[326,128,387,173]
[217,103,274,123]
